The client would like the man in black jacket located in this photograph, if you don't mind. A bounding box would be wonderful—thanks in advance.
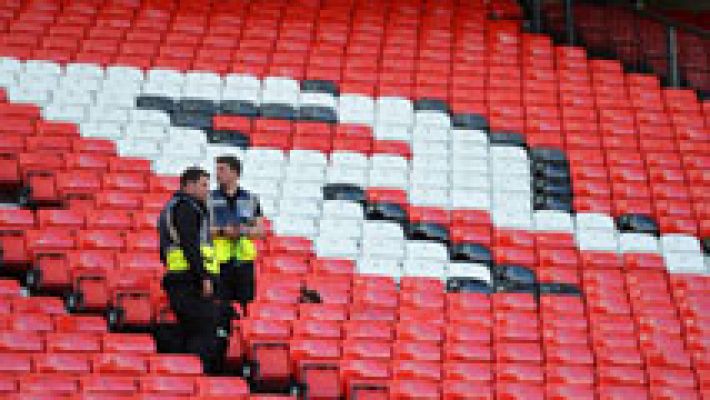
[158,167,231,374]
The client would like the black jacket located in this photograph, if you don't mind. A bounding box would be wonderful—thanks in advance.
[159,191,210,282]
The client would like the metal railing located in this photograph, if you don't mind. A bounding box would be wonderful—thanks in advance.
[523,0,709,95]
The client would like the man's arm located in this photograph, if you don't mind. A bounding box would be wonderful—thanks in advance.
[172,201,208,280]
[244,198,266,239]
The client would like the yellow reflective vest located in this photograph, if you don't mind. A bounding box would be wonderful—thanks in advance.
[159,193,220,275]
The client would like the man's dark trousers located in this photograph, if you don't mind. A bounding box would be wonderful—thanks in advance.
[220,259,255,311]
[162,274,232,374]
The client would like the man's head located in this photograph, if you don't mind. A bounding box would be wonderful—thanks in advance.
[215,155,241,189]
[180,167,210,202]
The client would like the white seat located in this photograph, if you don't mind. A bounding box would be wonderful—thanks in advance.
[106,66,144,82]
[453,129,489,143]
[322,200,365,220]
[534,211,574,231]
[411,156,449,172]
[125,123,166,140]
[288,150,328,167]
[241,179,281,198]
[244,148,285,165]
[316,237,359,258]
[575,213,616,231]
[452,157,489,173]
[89,106,130,124]
[65,63,104,80]
[491,209,532,229]
[278,198,321,218]
[357,258,402,278]
[338,94,375,124]
[224,74,260,90]
[452,173,490,190]
[664,252,706,274]
[259,196,278,217]
[169,127,209,145]
[326,167,368,186]
[492,175,531,192]
[205,145,245,161]
[447,262,492,283]
[409,187,449,207]
[412,140,448,156]
[362,221,405,240]
[575,230,618,251]
[300,92,337,108]
[368,169,408,189]
[361,238,405,259]
[376,97,413,126]
[402,260,445,279]
[185,71,222,87]
[370,154,409,171]
[161,139,205,159]
[182,84,222,100]
[7,87,51,105]
[284,165,324,183]
[414,111,451,128]
[280,181,322,200]
[373,124,411,141]
[0,70,16,86]
[263,77,299,93]
[147,68,185,85]
[489,146,529,161]
[660,234,702,254]
[330,151,369,170]
[451,190,491,209]
[95,89,141,108]
[274,215,317,237]
[24,60,62,76]
[0,57,22,73]
[119,139,161,159]
[222,86,260,103]
[451,141,489,159]
[243,163,283,180]
[490,159,530,176]
[129,109,170,126]
[261,89,298,106]
[43,104,86,123]
[57,79,101,95]
[80,122,124,139]
[619,233,659,253]
[491,191,531,212]
[405,241,449,261]
[142,80,184,98]
[410,170,449,189]
[319,219,363,239]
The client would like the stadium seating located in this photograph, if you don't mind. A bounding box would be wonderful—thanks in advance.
[0,0,706,398]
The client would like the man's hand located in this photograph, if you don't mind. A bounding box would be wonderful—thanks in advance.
[222,225,240,238]
[202,278,213,298]
[210,227,223,237]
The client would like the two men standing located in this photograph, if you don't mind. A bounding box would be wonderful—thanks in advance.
[158,156,264,374]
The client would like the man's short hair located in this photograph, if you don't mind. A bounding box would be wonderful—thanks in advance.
[180,167,209,188]
[216,155,242,176]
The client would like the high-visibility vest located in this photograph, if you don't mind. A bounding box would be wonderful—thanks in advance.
[159,193,220,275]
[209,188,259,263]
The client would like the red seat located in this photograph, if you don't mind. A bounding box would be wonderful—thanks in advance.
[0,353,32,373]
[34,353,91,374]
[81,375,138,396]
[85,210,132,230]
[389,379,440,399]
[46,332,101,353]
[93,353,148,374]
[149,354,203,376]
[0,331,43,352]
[102,333,155,354]
[19,375,79,395]
[292,320,342,339]
[140,376,196,396]
[197,377,249,400]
